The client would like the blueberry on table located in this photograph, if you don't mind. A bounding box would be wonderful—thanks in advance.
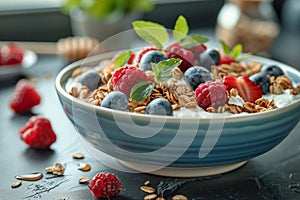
[249,73,270,94]
[198,49,220,69]
[145,98,173,116]
[80,70,101,90]
[261,64,284,77]
[140,50,168,71]
[101,91,129,111]
[182,66,212,89]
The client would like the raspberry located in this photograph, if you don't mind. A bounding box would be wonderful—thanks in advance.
[189,44,207,57]
[111,64,147,96]
[195,81,227,109]
[134,46,158,64]
[9,79,41,114]
[166,42,194,71]
[19,115,57,149]
[88,172,122,198]
[0,43,23,66]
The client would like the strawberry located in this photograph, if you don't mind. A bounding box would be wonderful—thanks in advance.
[9,79,41,114]
[223,76,262,102]
[0,43,23,66]
[218,52,236,65]
[19,115,57,149]
[88,172,122,198]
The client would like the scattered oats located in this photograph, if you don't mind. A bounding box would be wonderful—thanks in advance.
[45,162,65,176]
[172,194,188,200]
[156,197,166,200]
[144,193,158,200]
[11,181,22,188]
[140,186,156,193]
[15,172,43,181]
[72,152,85,159]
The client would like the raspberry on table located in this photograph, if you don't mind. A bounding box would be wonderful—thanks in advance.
[9,79,41,114]
[88,172,122,198]
[19,115,57,149]
[111,64,148,97]
[195,81,228,109]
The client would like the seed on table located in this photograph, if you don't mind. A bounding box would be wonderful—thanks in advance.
[15,172,43,181]
[144,193,158,200]
[140,185,156,193]
[11,181,22,188]
[144,180,150,185]
[172,194,188,200]
[72,152,85,159]
[77,163,91,171]
[78,177,90,184]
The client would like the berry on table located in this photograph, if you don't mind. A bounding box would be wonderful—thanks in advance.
[249,73,270,94]
[101,91,129,111]
[182,66,212,90]
[88,172,122,198]
[111,64,148,97]
[19,115,57,149]
[261,64,284,77]
[9,79,41,114]
[223,76,263,103]
[195,81,227,110]
[79,70,101,90]
[140,50,168,71]
[198,49,220,69]
[0,43,23,66]
[145,98,173,116]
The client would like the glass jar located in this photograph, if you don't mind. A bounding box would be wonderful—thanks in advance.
[216,0,280,54]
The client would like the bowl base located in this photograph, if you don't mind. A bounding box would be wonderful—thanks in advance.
[118,160,248,178]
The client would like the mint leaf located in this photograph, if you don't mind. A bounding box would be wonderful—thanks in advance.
[236,53,252,61]
[132,20,169,49]
[173,15,189,43]
[114,50,132,69]
[180,34,209,49]
[230,44,242,59]
[220,40,230,55]
[130,81,155,102]
[152,58,182,82]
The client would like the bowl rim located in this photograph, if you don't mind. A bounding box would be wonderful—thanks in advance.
[55,52,300,124]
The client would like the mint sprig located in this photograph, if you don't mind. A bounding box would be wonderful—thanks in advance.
[132,20,169,49]
[152,58,182,82]
[173,15,189,43]
[114,50,132,69]
[173,15,209,49]
[220,41,251,61]
[130,81,155,102]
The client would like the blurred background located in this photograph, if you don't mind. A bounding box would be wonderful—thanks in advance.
[0,0,299,68]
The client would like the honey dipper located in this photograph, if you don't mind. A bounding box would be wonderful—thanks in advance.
[57,36,99,62]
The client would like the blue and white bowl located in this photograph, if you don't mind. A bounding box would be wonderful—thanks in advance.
[55,53,300,177]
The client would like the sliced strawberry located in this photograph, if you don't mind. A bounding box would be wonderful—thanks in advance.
[223,76,262,102]
[219,52,236,65]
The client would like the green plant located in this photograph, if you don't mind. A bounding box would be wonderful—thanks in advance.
[62,0,155,19]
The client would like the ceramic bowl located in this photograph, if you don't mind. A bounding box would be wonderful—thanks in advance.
[55,52,300,177]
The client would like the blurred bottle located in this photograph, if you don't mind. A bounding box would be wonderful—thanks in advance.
[216,0,280,54]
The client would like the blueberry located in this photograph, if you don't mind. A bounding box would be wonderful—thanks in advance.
[249,73,270,94]
[101,91,129,111]
[182,66,212,89]
[261,64,284,77]
[80,70,101,90]
[145,98,173,116]
[140,50,168,71]
[198,49,220,69]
